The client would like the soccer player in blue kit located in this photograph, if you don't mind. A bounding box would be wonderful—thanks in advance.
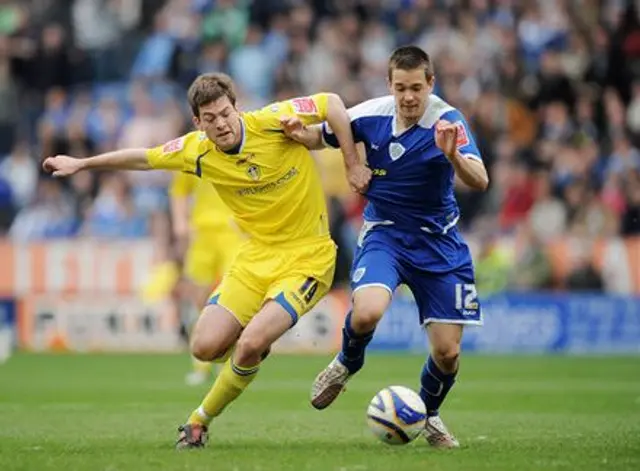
[281,45,489,448]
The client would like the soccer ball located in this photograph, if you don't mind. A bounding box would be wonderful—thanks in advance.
[366,385,427,445]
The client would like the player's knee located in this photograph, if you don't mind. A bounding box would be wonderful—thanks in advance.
[190,334,228,362]
[431,342,460,371]
[234,333,269,366]
[352,299,386,332]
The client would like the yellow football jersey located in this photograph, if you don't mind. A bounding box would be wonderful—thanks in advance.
[147,94,332,245]
[169,172,234,232]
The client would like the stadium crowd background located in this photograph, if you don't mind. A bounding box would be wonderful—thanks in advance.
[0,0,638,295]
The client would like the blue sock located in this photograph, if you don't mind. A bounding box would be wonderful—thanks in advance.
[337,311,375,375]
[419,355,457,417]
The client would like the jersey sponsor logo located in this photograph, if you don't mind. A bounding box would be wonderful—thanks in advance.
[162,137,185,154]
[237,167,299,196]
[454,122,469,148]
[290,97,318,115]
[389,142,405,161]
[246,164,261,181]
[352,267,366,283]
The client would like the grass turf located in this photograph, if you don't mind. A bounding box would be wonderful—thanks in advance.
[0,353,638,471]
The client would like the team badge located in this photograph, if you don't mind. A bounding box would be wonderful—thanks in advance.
[246,164,261,181]
[389,142,405,161]
[162,137,185,154]
[454,122,469,147]
[352,267,366,283]
[290,97,318,115]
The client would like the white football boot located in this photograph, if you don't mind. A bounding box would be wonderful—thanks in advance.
[184,370,209,386]
[310,356,351,409]
[424,415,460,449]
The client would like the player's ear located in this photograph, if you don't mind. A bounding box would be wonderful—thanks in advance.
[192,116,201,130]
[427,75,436,91]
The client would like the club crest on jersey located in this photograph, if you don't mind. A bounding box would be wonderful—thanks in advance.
[352,267,366,283]
[290,97,318,115]
[455,122,469,147]
[389,142,405,161]
[246,164,261,181]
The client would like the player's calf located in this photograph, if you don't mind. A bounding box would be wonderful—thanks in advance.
[234,330,272,366]
[430,341,460,374]
[337,287,390,374]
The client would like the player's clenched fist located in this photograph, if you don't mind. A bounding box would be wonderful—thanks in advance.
[435,119,459,159]
[42,155,83,177]
[346,163,372,194]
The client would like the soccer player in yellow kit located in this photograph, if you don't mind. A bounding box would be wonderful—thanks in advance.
[43,73,371,449]
[170,172,242,385]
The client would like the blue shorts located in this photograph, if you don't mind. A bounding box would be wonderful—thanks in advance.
[351,226,482,326]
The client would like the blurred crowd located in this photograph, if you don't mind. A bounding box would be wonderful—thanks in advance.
[0,0,639,293]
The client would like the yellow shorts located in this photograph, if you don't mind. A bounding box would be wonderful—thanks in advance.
[208,237,336,327]
[184,229,242,287]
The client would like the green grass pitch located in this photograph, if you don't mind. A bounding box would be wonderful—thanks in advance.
[0,353,639,471]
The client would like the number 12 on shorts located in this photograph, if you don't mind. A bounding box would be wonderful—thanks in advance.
[455,284,478,311]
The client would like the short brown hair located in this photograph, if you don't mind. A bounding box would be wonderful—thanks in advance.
[187,73,237,117]
[388,46,434,80]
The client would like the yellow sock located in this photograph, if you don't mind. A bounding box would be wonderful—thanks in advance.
[188,358,259,426]
[192,357,212,375]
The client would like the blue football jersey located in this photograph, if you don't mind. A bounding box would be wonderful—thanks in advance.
[322,94,482,272]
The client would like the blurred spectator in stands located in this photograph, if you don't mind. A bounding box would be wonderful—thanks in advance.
[0,140,37,209]
[528,169,567,243]
[82,172,147,239]
[9,178,77,241]
[509,223,553,291]
[474,233,512,296]
[119,82,180,217]
[0,36,19,155]
[564,239,605,292]
[621,170,640,235]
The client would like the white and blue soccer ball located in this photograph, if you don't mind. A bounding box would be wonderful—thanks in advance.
[366,385,427,445]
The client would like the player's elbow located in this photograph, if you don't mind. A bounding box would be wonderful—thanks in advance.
[476,174,489,192]
[325,93,346,113]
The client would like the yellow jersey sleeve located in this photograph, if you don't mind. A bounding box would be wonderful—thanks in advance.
[250,93,330,129]
[145,132,203,171]
[169,171,196,198]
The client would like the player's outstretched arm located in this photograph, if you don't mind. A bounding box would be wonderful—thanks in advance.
[323,94,371,193]
[42,148,151,177]
[323,93,360,169]
[281,94,357,159]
